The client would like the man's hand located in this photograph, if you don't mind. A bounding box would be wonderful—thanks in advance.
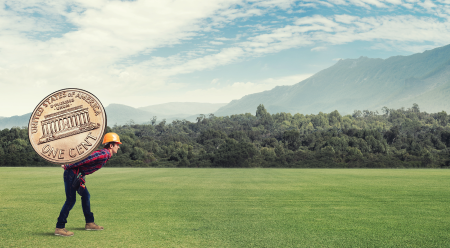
[61,164,65,169]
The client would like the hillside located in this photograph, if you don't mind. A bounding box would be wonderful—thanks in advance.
[105,104,156,126]
[107,103,226,126]
[0,113,31,129]
[215,44,450,116]
[0,102,226,129]
[139,102,227,116]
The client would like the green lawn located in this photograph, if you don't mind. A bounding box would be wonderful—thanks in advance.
[1,168,450,247]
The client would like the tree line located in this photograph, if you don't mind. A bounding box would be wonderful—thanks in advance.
[1,103,450,168]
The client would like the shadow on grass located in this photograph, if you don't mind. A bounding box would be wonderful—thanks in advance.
[34,227,87,236]
[34,232,55,236]
[71,227,87,231]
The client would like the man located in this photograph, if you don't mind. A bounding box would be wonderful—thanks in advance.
[54,132,122,237]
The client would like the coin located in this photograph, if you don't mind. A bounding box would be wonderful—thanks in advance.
[28,88,107,164]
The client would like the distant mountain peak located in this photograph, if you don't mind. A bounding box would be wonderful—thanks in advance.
[215,43,450,116]
[139,102,227,116]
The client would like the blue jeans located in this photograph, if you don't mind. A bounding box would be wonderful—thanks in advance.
[56,169,94,228]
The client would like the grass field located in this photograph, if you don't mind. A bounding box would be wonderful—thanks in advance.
[1,168,450,247]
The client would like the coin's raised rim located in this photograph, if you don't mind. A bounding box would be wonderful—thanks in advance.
[28,88,107,164]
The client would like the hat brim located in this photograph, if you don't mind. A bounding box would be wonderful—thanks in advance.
[103,141,122,145]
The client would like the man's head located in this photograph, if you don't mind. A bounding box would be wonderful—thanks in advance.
[102,133,122,155]
[104,142,120,154]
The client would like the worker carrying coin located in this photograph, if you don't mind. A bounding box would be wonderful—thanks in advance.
[54,133,122,237]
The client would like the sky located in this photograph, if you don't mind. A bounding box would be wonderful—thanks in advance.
[1,0,450,117]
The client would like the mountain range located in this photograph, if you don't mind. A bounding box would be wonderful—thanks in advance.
[2,44,450,129]
[215,44,450,116]
[106,102,227,126]
[0,102,227,129]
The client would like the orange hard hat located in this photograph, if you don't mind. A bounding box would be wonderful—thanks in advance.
[102,132,122,145]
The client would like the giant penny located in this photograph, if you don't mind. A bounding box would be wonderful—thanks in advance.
[28,88,107,164]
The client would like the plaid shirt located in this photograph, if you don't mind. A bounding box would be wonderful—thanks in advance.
[64,149,111,175]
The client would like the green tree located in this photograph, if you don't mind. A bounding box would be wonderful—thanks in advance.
[412,103,420,113]
[197,129,227,145]
[256,104,268,118]
[214,139,257,167]
[283,129,301,151]
[326,136,348,153]
[321,146,335,157]
[311,112,329,128]
[256,104,273,127]
[437,111,448,126]
[328,110,342,126]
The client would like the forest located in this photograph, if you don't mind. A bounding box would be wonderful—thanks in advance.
[1,103,450,168]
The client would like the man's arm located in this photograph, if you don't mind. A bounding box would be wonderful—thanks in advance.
[64,151,100,170]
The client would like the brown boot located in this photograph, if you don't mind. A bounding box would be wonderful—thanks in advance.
[85,222,104,230]
[54,228,74,236]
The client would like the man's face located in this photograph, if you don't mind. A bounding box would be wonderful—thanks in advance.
[111,143,120,154]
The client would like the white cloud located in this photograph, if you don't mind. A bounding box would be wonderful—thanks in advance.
[314,0,335,7]
[298,3,318,8]
[335,14,359,24]
[328,0,350,5]
[402,3,414,8]
[363,0,388,8]
[370,42,438,53]
[290,14,450,50]
[1,0,450,117]
[295,15,340,29]
[294,9,307,13]
[383,0,403,4]
[210,41,224,45]
[167,9,450,77]
[163,73,313,104]
[215,37,232,40]
[418,0,437,9]
[253,0,297,9]
[311,46,327,51]
[0,0,251,116]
